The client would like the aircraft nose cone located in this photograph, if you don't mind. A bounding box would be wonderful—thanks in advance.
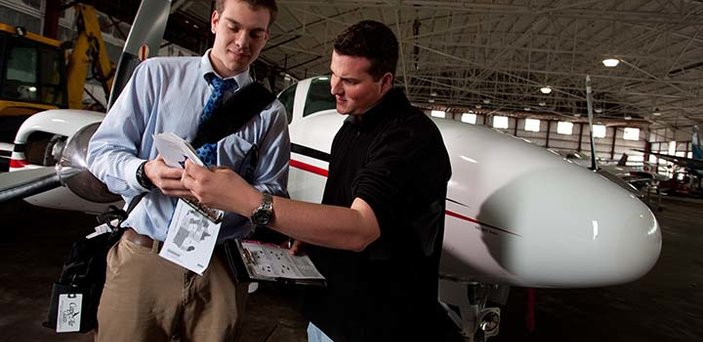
[480,166,662,288]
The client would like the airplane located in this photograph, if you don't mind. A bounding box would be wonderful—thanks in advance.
[636,125,703,177]
[0,1,662,340]
[549,149,664,194]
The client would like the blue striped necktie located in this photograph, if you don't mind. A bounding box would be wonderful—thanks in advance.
[196,75,238,166]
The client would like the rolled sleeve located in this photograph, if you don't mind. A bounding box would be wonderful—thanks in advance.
[251,100,291,196]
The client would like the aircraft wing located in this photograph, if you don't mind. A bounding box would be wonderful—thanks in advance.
[0,167,60,203]
[635,149,703,172]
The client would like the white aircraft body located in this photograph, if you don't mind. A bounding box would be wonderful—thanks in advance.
[0,0,662,339]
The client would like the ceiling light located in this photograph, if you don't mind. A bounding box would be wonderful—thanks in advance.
[431,91,437,97]
[428,98,435,103]
[595,108,602,113]
[540,86,552,94]
[483,99,490,104]
[624,115,632,120]
[475,104,482,109]
[652,112,662,116]
[539,101,546,106]
[524,107,531,111]
[602,58,620,67]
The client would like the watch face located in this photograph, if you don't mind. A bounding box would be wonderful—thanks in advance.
[252,209,272,226]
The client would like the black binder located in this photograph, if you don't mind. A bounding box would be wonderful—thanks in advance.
[222,239,326,287]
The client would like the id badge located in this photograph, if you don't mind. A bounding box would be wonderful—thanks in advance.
[56,293,82,333]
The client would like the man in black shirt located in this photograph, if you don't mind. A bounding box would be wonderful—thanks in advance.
[183,20,452,341]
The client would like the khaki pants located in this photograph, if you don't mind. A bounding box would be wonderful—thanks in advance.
[95,234,248,342]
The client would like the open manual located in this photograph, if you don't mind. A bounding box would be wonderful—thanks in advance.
[153,132,224,275]
[223,239,327,287]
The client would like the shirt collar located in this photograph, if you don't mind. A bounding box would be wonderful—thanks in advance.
[200,49,252,88]
[345,88,411,129]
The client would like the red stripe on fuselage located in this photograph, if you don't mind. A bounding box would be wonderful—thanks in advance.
[9,159,27,168]
[290,159,328,177]
[446,210,520,236]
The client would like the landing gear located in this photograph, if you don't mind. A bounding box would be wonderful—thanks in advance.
[439,279,509,342]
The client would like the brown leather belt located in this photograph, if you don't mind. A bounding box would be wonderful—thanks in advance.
[124,228,161,251]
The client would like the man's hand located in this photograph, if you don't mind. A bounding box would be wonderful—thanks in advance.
[288,240,304,256]
[143,155,190,197]
[181,159,260,215]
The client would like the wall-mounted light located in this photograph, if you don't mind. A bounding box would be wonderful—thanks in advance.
[540,86,552,94]
[602,58,620,67]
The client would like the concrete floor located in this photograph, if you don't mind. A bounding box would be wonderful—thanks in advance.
[1,196,701,341]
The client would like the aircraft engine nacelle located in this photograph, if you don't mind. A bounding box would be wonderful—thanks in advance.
[7,109,121,213]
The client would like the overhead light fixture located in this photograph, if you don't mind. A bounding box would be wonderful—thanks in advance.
[428,98,435,103]
[602,58,620,67]
[652,112,662,116]
[475,104,482,109]
[430,91,438,97]
[624,115,632,120]
[524,107,531,111]
[539,101,546,107]
[652,107,661,116]
[595,108,602,113]
[540,86,552,94]
[483,99,491,104]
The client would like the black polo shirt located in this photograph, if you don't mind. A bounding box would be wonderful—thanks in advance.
[304,88,452,341]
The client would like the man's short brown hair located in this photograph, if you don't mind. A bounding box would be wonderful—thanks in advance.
[333,20,399,80]
[216,0,278,26]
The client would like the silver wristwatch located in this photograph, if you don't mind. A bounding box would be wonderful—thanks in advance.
[251,193,274,226]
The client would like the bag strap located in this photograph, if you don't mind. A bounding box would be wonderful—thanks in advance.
[191,81,275,149]
[96,192,146,230]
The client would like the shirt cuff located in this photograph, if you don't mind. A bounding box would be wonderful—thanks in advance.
[125,158,150,192]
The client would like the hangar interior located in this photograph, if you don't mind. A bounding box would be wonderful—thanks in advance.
[2,0,702,174]
[0,0,702,341]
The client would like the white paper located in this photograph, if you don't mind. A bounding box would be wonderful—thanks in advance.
[159,199,221,275]
[153,132,224,223]
[153,132,205,168]
[56,293,82,333]
[240,240,325,280]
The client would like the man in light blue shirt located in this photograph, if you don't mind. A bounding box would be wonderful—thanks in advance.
[86,0,288,340]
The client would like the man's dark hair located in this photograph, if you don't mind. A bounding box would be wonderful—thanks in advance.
[334,20,399,80]
[216,0,278,27]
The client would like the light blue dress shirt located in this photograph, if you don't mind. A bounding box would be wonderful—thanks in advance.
[87,50,290,242]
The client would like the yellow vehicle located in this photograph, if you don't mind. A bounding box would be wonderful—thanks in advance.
[0,4,113,143]
[0,23,65,142]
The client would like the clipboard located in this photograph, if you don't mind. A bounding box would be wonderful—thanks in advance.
[222,239,326,287]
